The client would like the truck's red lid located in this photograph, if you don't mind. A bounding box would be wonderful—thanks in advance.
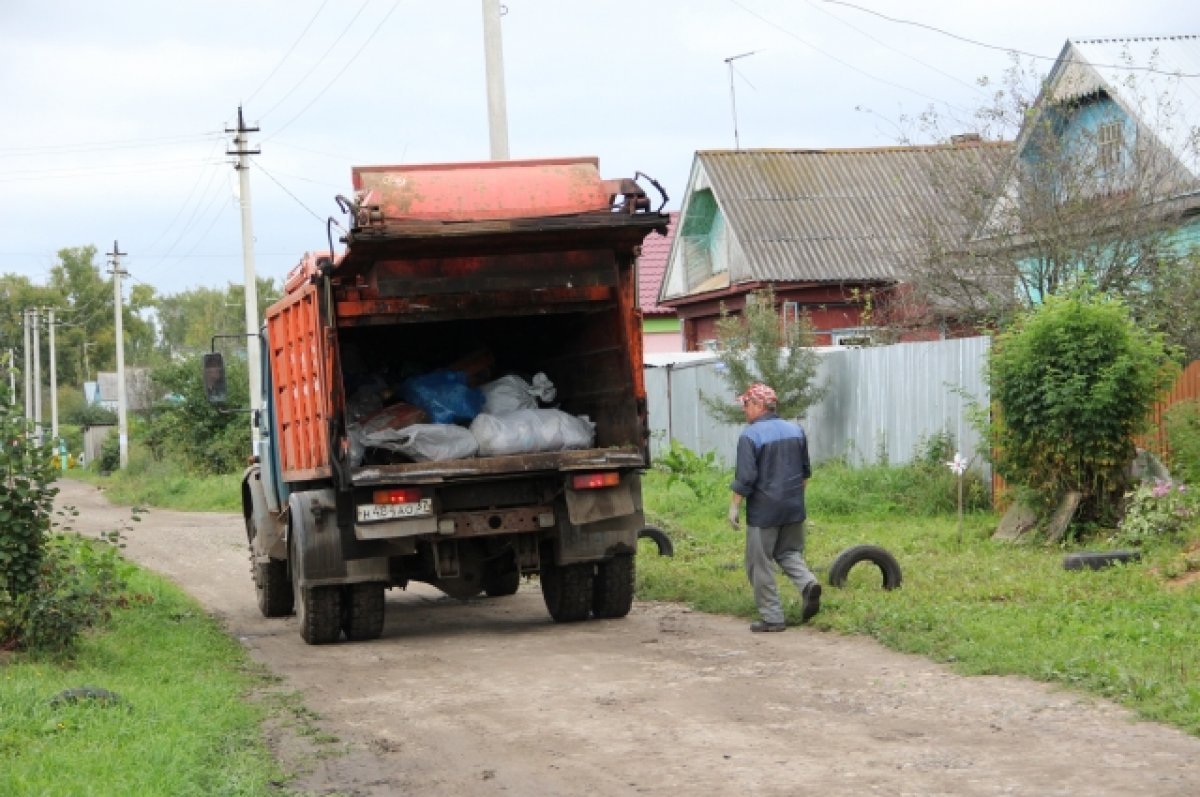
[351,157,612,222]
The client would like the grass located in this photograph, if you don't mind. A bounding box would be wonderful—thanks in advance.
[0,566,286,796]
[638,465,1200,736]
[71,445,241,512]
[71,446,1200,739]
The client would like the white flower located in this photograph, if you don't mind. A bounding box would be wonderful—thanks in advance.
[946,451,968,476]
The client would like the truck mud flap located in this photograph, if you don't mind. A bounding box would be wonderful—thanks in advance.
[290,490,388,589]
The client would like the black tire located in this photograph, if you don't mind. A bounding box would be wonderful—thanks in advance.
[292,540,342,645]
[592,554,635,619]
[637,526,674,557]
[342,583,386,641]
[827,544,903,590]
[540,560,594,622]
[254,558,294,618]
[483,566,521,597]
[1063,550,1141,571]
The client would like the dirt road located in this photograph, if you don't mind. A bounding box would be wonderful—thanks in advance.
[56,479,1200,796]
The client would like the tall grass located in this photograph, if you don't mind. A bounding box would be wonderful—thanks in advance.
[639,460,1200,736]
[73,444,241,512]
[1,567,284,795]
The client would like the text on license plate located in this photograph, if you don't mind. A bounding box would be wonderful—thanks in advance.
[357,499,433,522]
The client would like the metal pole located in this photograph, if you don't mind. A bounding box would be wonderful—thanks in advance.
[7,348,14,405]
[49,307,58,442]
[109,241,129,469]
[227,107,263,446]
[32,309,41,445]
[22,311,31,422]
[481,0,510,160]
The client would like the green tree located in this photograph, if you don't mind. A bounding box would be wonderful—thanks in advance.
[155,278,280,359]
[144,355,250,475]
[701,287,827,424]
[988,291,1178,525]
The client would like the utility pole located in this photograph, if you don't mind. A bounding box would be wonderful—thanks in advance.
[724,50,759,151]
[108,240,129,470]
[22,310,31,422]
[226,106,263,447]
[48,307,60,460]
[481,0,510,159]
[32,308,41,445]
[7,348,13,405]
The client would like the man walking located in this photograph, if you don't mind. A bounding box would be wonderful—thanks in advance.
[727,383,821,632]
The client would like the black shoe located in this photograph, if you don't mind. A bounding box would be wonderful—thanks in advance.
[802,582,822,622]
[750,620,786,633]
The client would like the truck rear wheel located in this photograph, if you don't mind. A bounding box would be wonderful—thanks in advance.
[592,554,635,619]
[254,558,294,618]
[291,542,343,644]
[342,583,386,641]
[540,560,594,622]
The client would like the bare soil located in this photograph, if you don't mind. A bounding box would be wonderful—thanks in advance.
[56,479,1200,797]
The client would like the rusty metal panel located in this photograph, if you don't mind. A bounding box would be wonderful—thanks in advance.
[267,285,330,479]
[352,157,610,222]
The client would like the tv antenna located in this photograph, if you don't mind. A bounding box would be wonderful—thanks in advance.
[724,50,760,150]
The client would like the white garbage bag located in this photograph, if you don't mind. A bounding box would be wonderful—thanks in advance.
[480,372,558,415]
[470,409,595,457]
[360,423,479,463]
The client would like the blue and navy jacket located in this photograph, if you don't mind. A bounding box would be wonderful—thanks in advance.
[730,412,812,528]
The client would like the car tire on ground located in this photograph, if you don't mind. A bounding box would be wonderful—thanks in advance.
[827,544,903,590]
[637,526,674,557]
[1062,550,1142,571]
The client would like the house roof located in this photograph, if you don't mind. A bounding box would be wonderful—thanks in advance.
[637,212,677,316]
[1052,36,1200,182]
[660,144,1011,302]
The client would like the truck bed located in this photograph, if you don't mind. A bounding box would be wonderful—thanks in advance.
[350,446,645,486]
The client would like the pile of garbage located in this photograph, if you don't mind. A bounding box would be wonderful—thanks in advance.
[346,357,595,466]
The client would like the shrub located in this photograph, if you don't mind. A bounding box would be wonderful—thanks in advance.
[655,440,726,499]
[988,292,1178,526]
[1,532,133,654]
[1164,399,1200,486]
[1113,479,1198,547]
[144,357,249,475]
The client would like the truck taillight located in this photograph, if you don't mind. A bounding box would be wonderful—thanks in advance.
[571,472,620,490]
[373,488,423,504]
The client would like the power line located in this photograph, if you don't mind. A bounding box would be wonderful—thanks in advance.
[726,0,970,113]
[0,131,222,158]
[265,0,405,141]
[258,0,373,121]
[804,0,987,97]
[820,0,1200,78]
[252,158,336,224]
[244,0,333,106]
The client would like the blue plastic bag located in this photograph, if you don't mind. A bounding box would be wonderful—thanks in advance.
[400,370,484,425]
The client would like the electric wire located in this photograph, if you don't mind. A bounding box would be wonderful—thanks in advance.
[726,0,971,113]
[0,132,222,158]
[804,0,988,97]
[257,0,372,121]
[821,0,1200,78]
[264,0,405,142]
[244,0,332,106]
[251,158,328,226]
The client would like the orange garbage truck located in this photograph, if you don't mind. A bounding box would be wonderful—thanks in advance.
[206,157,669,644]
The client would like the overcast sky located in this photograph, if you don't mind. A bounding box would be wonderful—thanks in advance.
[2,0,1196,297]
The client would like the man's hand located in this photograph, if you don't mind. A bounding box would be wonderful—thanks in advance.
[727,502,740,530]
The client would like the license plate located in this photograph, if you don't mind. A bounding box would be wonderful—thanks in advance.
[357,499,433,522]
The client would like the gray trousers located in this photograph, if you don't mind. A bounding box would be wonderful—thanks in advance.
[744,521,817,624]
